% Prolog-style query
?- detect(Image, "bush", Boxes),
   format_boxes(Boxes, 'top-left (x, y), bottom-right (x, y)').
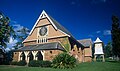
top-left (28, 60), bottom-right (52, 67)
top-left (10, 61), bottom-right (18, 65)
top-left (52, 53), bottom-right (77, 69)
top-left (28, 60), bottom-right (40, 67)
top-left (17, 60), bottom-right (27, 66)
top-left (39, 60), bottom-right (52, 67)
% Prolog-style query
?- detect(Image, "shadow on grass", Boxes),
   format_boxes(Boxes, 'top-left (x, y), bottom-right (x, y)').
top-left (107, 60), bottom-right (120, 63)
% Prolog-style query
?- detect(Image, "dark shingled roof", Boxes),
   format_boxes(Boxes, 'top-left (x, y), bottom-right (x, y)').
top-left (15, 42), bottom-right (65, 51)
top-left (48, 15), bottom-right (85, 48)
top-left (78, 39), bottom-right (92, 47)
top-left (48, 15), bottom-right (74, 37)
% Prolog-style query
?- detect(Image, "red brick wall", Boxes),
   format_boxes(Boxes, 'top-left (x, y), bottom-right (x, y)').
top-left (48, 37), bottom-right (71, 51)
top-left (44, 50), bottom-right (63, 61)
top-left (84, 56), bottom-right (92, 62)
top-left (13, 52), bottom-right (19, 61)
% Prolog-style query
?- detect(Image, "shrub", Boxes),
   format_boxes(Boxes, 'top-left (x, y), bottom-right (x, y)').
top-left (28, 60), bottom-right (40, 67)
top-left (52, 53), bottom-right (77, 69)
top-left (28, 60), bottom-right (52, 67)
top-left (10, 61), bottom-right (18, 65)
top-left (39, 60), bottom-right (52, 67)
top-left (17, 60), bottom-right (27, 66)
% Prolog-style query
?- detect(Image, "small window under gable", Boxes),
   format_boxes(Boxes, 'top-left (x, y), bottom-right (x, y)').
top-left (37, 38), bottom-right (48, 43)
top-left (37, 25), bottom-right (48, 44)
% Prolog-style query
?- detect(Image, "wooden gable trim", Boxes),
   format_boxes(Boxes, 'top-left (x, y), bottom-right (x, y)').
top-left (29, 10), bottom-right (70, 37)
top-left (23, 10), bottom-right (71, 43)
top-left (29, 10), bottom-right (57, 35)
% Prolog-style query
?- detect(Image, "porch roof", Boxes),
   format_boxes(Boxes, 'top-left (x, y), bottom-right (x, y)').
top-left (15, 42), bottom-right (65, 51)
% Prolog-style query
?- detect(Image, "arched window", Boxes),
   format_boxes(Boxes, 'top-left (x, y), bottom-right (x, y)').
top-left (35, 51), bottom-right (43, 60)
top-left (27, 52), bottom-right (33, 61)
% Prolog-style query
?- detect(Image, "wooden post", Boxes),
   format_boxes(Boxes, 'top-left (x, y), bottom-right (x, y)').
top-left (102, 55), bottom-right (105, 62)
top-left (94, 55), bottom-right (96, 61)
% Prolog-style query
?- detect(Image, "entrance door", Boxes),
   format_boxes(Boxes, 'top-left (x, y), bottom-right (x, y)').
top-left (28, 52), bottom-right (33, 61)
top-left (36, 51), bottom-right (43, 60)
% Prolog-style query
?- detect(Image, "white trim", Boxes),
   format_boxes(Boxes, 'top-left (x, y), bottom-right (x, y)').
top-left (29, 10), bottom-right (57, 35)
top-left (94, 37), bottom-right (102, 43)
top-left (18, 52), bottom-right (22, 61)
top-left (29, 10), bottom-right (70, 37)
top-left (23, 35), bottom-right (69, 43)
top-left (23, 39), bottom-right (37, 43)
top-left (22, 37), bottom-right (28, 43)
top-left (41, 51), bottom-right (44, 60)
top-left (58, 29), bottom-right (70, 37)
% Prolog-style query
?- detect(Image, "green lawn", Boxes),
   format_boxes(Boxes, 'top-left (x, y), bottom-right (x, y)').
top-left (0, 62), bottom-right (120, 71)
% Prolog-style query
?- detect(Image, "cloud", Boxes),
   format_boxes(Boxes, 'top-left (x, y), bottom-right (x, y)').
top-left (88, 34), bottom-right (94, 37)
top-left (5, 48), bottom-right (11, 52)
top-left (12, 24), bottom-right (29, 36)
top-left (12, 24), bottom-right (24, 35)
top-left (7, 37), bottom-right (18, 48)
top-left (91, 0), bottom-right (107, 4)
top-left (71, 1), bottom-right (76, 5)
top-left (103, 30), bottom-right (111, 35)
top-left (11, 21), bottom-right (23, 33)
top-left (6, 37), bottom-right (17, 52)
top-left (13, 24), bottom-right (24, 31)
top-left (4, 23), bottom-right (30, 51)
top-left (96, 31), bottom-right (101, 34)
top-left (13, 24), bottom-right (29, 33)
top-left (11, 20), bottom-right (18, 24)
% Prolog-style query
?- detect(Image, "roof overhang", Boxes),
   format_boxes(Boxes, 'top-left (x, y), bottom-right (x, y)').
top-left (15, 42), bottom-right (66, 52)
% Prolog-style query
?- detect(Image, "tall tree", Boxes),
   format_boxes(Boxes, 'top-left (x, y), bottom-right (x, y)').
top-left (0, 12), bottom-right (16, 65)
top-left (13, 27), bottom-right (30, 49)
top-left (111, 15), bottom-right (120, 58)
top-left (0, 12), bottom-right (16, 48)
top-left (104, 41), bottom-right (112, 57)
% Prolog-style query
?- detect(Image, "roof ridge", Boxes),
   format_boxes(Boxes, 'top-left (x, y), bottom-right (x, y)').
top-left (78, 38), bottom-right (92, 41)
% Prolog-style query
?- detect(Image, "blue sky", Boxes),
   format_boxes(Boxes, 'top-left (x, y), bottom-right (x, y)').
top-left (0, 0), bottom-right (120, 46)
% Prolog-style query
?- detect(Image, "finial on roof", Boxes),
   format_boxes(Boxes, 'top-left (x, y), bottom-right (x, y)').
top-left (94, 37), bottom-right (102, 43)
top-left (42, 10), bottom-right (46, 13)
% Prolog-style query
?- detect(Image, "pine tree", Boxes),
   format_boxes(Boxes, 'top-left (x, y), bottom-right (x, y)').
top-left (111, 15), bottom-right (120, 59)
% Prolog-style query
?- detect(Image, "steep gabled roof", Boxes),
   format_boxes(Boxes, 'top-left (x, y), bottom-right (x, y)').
top-left (24, 10), bottom-right (83, 47)
top-left (29, 10), bottom-right (72, 37)
top-left (78, 39), bottom-right (92, 47)
top-left (48, 15), bottom-right (73, 37)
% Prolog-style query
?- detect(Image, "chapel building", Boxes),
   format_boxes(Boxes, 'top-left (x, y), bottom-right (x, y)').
top-left (13, 10), bottom-right (92, 63)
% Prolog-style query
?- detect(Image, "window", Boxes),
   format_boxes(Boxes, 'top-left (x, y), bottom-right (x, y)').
top-left (38, 39), bottom-right (39, 43)
top-left (38, 38), bottom-right (48, 43)
top-left (50, 51), bottom-right (52, 54)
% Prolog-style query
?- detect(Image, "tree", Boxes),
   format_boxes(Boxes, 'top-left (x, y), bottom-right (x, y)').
top-left (104, 41), bottom-right (112, 57)
top-left (0, 48), bottom-right (5, 64)
top-left (111, 15), bottom-right (120, 59)
top-left (0, 12), bottom-right (16, 64)
top-left (13, 27), bottom-right (30, 49)
top-left (0, 12), bottom-right (16, 48)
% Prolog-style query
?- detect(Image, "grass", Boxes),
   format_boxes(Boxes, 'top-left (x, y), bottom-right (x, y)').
top-left (0, 62), bottom-right (120, 71)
